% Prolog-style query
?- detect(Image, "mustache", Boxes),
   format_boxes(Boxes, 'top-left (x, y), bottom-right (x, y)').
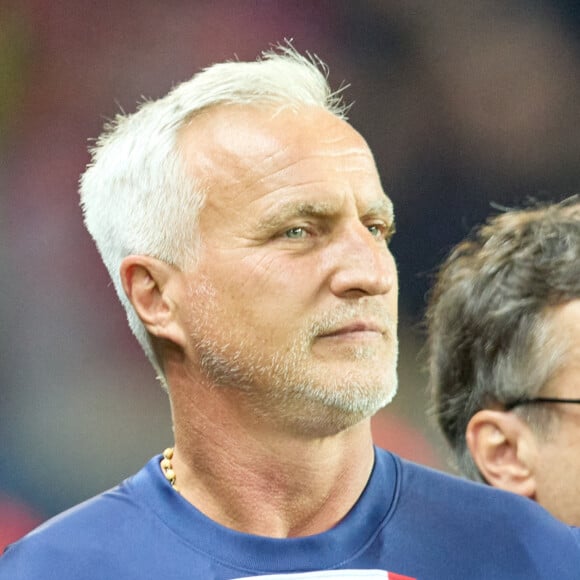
top-left (308, 303), bottom-right (397, 338)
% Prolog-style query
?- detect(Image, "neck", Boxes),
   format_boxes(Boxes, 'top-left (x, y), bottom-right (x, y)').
top-left (167, 376), bottom-right (376, 537)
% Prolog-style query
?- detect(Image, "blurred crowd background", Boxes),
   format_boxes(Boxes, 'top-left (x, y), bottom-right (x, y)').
top-left (2, 0), bottom-right (580, 549)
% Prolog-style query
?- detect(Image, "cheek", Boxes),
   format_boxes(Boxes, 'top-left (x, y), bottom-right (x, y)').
top-left (203, 257), bottom-right (297, 308)
top-left (194, 247), bottom-right (324, 340)
top-left (233, 252), bottom-right (318, 300)
top-left (536, 432), bottom-right (572, 482)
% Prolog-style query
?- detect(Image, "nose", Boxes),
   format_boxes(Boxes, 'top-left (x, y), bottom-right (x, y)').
top-left (327, 222), bottom-right (397, 298)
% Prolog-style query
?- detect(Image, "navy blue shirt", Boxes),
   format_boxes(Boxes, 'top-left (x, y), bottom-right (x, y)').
top-left (2, 448), bottom-right (579, 579)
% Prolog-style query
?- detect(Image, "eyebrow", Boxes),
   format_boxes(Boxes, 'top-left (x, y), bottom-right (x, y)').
top-left (257, 197), bottom-right (394, 232)
top-left (257, 201), bottom-right (337, 231)
top-left (362, 198), bottom-right (394, 221)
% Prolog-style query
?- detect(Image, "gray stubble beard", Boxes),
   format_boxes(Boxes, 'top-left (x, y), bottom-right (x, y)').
top-left (189, 283), bottom-right (398, 435)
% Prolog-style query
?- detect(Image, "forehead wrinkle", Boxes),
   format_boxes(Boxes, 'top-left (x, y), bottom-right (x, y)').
top-left (256, 146), bottom-right (375, 178)
top-left (241, 135), bottom-right (376, 187)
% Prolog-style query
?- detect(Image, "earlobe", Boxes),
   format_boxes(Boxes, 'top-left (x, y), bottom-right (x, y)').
top-left (120, 255), bottom-right (187, 348)
top-left (466, 410), bottom-right (537, 498)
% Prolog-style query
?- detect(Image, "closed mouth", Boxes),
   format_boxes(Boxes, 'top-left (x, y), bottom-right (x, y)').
top-left (319, 321), bottom-right (385, 338)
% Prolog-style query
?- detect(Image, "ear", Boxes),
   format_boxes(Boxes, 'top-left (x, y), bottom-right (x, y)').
top-left (466, 410), bottom-right (538, 498)
top-left (119, 255), bottom-right (188, 349)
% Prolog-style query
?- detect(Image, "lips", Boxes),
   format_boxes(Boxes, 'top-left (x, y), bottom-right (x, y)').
top-left (319, 321), bottom-right (385, 338)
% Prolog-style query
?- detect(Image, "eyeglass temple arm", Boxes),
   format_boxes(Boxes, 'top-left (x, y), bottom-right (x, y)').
top-left (505, 396), bottom-right (580, 410)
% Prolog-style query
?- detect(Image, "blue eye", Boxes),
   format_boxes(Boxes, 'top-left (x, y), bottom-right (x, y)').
top-left (367, 224), bottom-right (384, 238)
top-left (285, 227), bottom-right (307, 239)
top-left (367, 222), bottom-right (396, 244)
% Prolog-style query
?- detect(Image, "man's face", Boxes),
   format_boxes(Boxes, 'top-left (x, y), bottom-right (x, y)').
top-left (176, 105), bottom-right (398, 435)
top-left (534, 299), bottom-right (580, 526)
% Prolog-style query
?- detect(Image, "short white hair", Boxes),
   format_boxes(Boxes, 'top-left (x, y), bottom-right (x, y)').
top-left (79, 45), bottom-right (348, 387)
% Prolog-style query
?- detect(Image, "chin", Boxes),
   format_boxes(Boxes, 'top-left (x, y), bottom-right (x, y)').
top-left (285, 373), bottom-right (398, 436)
top-left (286, 405), bottom-right (374, 438)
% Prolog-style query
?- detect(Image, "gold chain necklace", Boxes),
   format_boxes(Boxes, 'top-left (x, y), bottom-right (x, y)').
top-left (160, 447), bottom-right (179, 492)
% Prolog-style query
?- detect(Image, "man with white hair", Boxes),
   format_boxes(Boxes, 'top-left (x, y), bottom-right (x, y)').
top-left (2, 46), bottom-right (579, 579)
